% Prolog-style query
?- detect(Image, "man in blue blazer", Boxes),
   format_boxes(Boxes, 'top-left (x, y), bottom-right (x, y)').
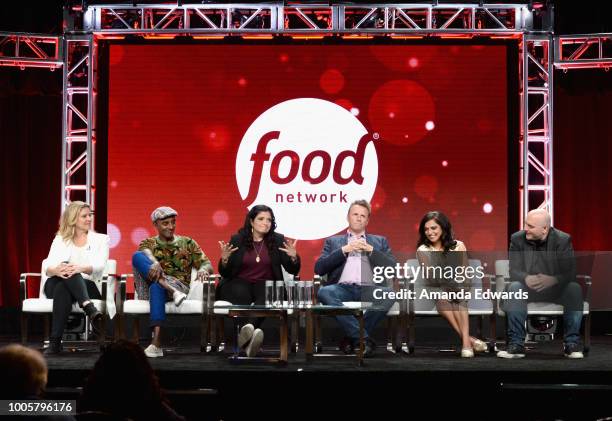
top-left (315, 200), bottom-right (397, 357)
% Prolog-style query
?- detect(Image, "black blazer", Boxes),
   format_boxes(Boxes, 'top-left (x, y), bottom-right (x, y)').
top-left (509, 227), bottom-right (576, 299)
top-left (218, 232), bottom-right (301, 286)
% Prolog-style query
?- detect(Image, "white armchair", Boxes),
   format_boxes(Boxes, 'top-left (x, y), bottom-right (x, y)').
top-left (405, 258), bottom-right (496, 354)
top-left (494, 259), bottom-right (591, 354)
top-left (20, 259), bottom-right (117, 348)
top-left (118, 269), bottom-right (212, 352)
top-left (312, 274), bottom-right (405, 354)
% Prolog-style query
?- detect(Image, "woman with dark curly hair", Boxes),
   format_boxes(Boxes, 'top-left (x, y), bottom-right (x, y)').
top-left (416, 211), bottom-right (486, 358)
top-left (79, 340), bottom-right (184, 420)
top-left (217, 204), bottom-right (300, 356)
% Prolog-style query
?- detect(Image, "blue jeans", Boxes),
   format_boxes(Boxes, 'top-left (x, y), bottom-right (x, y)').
top-left (132, 251), bottom-right (168, 327)
top-left (505, 281), bottom-right (583, 346)
top-left (317, 283), bottom-right (395, 341)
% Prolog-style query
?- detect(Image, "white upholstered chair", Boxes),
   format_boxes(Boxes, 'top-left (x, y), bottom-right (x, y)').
top-left (118, 269), bottom-right (210, 351)
top-left (494, 259), bottom-right (591, 354)
top-left (20, 259), bottom-right (117, 347)
top-left (404, 258), bottom-right (496, 354)
top-left (312, 274), bottom-right (405, 354)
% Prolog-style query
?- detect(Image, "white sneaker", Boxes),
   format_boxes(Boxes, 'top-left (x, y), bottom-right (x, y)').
top-left (496, 343), bottom-right (526, 359)
top-left (564, 343), bottom-right (584, 359)
top-left (144, 344), bottom-right (163, 358)
top-left (246, 328), bottom-right (264, 357)
top-left (565, 351), bottom-right (584, 359)
top-left (238, 324), bottom-right (255, 349)
top-left (563, 343), bottom-right (584, 359)
top-left (173, 291), bottom-right (187, 306)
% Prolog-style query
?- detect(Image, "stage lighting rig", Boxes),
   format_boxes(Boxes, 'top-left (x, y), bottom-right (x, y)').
top-left (528, 316), bottom-right (556, 342)
top-left (64, 0), bottom-right (88, 31)
top-left (65, 0), bottom-right (87, 13)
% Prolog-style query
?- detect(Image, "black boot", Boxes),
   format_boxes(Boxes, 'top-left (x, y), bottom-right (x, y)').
top-left (83, 302), bottom-right (103, 334)
top-left (44, 337), bottom-right (62, 355)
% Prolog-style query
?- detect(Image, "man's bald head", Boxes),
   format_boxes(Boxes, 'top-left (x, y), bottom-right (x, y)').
top-left (525, 209), bottom-right (551, 241)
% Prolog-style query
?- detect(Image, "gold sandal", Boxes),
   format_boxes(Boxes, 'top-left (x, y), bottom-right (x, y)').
top-left (461, 347), bottom-right (475, 358)
top-left (471, 338), bottom-right (487, 353)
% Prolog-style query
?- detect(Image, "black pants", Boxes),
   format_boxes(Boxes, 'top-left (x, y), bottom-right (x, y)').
top-left (218, 278), bottom-right (266, 328)
top-left (44, 274), bottom-right (101, 339)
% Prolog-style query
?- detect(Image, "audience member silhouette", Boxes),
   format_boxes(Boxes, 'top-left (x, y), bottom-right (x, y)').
top-left (79, 340), bottom-right (184, 421)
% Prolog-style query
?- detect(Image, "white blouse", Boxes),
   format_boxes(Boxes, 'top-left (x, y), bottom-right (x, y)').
top-left (43, 231), bottom-right (110, 285)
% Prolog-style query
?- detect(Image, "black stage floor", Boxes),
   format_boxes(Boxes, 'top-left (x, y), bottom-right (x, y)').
top-left (5, 335), bottom-right (612, 421)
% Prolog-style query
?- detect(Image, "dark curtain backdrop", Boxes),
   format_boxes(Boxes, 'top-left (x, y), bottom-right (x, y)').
top-left (0, 68), bottom-right (62, 307)
top-left (1, 57), bottom-right (611, 308)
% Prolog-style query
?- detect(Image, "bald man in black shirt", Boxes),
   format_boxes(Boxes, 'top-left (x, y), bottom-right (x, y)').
top-left (497, 209), bottom-right (584, 359)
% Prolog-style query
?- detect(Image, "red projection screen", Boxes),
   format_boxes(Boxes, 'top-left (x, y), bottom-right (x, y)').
top-left (107, 43), bottom-right (509, 277)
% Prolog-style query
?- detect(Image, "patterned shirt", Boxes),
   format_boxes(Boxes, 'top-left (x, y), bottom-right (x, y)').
top-left (138, 235), bottom-right (212, 286)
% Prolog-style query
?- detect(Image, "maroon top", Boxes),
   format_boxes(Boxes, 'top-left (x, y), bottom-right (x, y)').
top-left (237, 240), bottom-right (274, 283)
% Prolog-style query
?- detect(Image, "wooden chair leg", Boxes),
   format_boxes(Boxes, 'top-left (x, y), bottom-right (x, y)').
top-left (97, 316), bottom-right (106, 349)
top-left (113, 314), bottom-right (123, 341)
top-left (386, 317), bottom-right (393, 351)
top-left (211, 317), bottom-right (225, 351)
top-left (21, 313), bottom-right (28, 344)
top-left (204, 314), bottom-right (211, 348)
top-left (43, 315), bottom-right (50, 343)
top-left (503, 315), bottom-right (509, 346)
top-left (218, 317), bottom-right (225, 350)
top-left (208, 315), bottom-right (215, 350)
top-left (290, 314), bottom-right (299, 353)
top-left (210, 315), bottom-right (218, 351)
top-left (280, 313), bottom-right (289, 362)
top-left (489, 313), bottom-right (497, 352)
top-left (200, 313), bottom-right (207, 352)
top-left (387, 317), bottom-right (400, 352)
top-left (398, 313), bottom-right (408, 353)
top-left (392, 317), bottom-right (402, 352)
top-left (314, 314), bottom-right (322, 352)
top-left (408, 314), bottom-right (415, 354)
top-left (132, 316), bottom-right (140, 344)
top-left (584, 313), bottom-right (591, 355)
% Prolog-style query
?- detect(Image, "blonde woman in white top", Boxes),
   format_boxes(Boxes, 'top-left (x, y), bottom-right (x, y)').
top-left (416, 211), bottom-right (486, 358)
top-left (43, 201), bottom-right (110, 354)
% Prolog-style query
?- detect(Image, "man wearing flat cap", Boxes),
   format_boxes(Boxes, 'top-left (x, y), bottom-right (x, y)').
top-left (132, 206), bottom-right (213, 358)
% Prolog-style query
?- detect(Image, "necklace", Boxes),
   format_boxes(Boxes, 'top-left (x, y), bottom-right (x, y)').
top-left (254, 240), bottom-right (264, 263)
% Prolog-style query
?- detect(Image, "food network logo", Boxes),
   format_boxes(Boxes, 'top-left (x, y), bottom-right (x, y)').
top-left (236, 98), bottom-right (378, 240)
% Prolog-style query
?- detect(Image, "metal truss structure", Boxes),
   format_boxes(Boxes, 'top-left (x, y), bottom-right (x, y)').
top-left (61, 35), bottom-right (97, 212)
top-left (554, 33), bottom-right (612, 70)
top-left (81, 3), bottom-right (530, 34)
top-left (0, 32), bottom-right (62, 69)
top-left (0, 3), bottom-right (609, 224)
top-left (521, 35), bottom-right (554, 224)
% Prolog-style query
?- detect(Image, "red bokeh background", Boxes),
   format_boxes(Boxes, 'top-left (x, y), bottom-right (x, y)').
top-left (107, 44), bottom-right (508, 278)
